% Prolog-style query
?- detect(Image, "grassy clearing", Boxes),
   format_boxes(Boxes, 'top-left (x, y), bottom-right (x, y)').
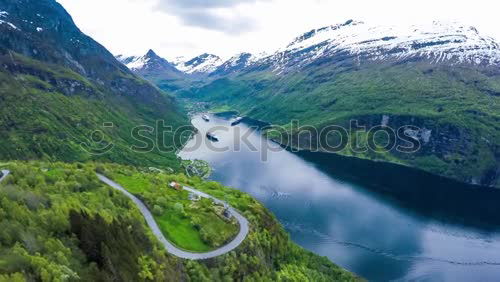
top-left (156, 211), bottom-right (211, 252)
top-left (109, 171), bottom-right (239, 252)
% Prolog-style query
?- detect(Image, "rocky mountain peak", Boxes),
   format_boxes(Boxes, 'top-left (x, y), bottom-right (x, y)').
top-left (176, 53), bottom-right (223, 75)
top-left (145, 49), bottom-right (159, 58)
top-left (210, 52), bottom-right (260, 77)
top-left (287, 19), bottom-right (364, 48)
top-left (116, 50), bottom-right (185, 81)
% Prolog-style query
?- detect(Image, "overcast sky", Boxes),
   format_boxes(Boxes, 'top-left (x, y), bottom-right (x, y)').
top-left (58, 0), bottom-right (500, 61)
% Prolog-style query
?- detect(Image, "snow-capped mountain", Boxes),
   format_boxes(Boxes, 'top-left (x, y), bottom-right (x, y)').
top-left (171, 56), bottom-right (187, 67)
top-left (116, 49), bottom-right (184, 79)
top-left (117, 52), bottom-right (224, 78)
top-left (175, 53), bottom-right (223, 75)
top-left (261, 20), bottom-right (500, 74)
top-left (211, 52), bottom-right (268, 76)
top-left (118, 20), bottom-right (500, 79)
top-left (0, 10), bottom-right (18, 30)
top-left (116, 54), bottom-right (139, 66)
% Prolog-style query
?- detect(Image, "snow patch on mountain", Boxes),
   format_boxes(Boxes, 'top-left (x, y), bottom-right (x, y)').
top-left (176, 53), bottom-right (223, 74)
top-left (0, 11), bottom-right (19, 30)
top-left (115, 54), bottom-right (133, 63)
top-left (227, 52), bottom-right (268, 66)
top-left (114, 21), bottom-right (500, 78)
top-left (126, 56), bottom-right (150, 70)
top-left (210, 53), bottom-right (254, 75)
top-left (229, 53), bottom-right (251, 66)
top-left (171, 56), bottom-right (187, 67)
top-left (116, 53), bottom-right (153, 71)
top-left (268, 20), bottom-right (500, 73)
top-left (116, 50), bottom-right (185, 80)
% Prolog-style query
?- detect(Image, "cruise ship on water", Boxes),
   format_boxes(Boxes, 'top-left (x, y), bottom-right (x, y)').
top-left (231, 117), bottom-right (243, 126)
top-left (206, 132), bottom-right (219, 142)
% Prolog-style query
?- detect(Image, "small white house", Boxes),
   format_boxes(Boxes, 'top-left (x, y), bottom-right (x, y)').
top-left (169, 181), bottom-right (182, 191)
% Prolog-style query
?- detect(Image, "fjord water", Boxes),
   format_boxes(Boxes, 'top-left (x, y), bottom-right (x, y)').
top-left (179, 114), bottom-right (500, 281)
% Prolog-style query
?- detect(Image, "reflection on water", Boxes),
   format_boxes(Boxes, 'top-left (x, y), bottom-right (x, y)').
top-left (179, 114), bottom-right (500, 282)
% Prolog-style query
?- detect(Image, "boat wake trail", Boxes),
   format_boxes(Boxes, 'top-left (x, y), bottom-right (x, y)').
top-left (282, 221), bottom-right (500, 267)
top-left (259, 185), bottom-right (292, 200)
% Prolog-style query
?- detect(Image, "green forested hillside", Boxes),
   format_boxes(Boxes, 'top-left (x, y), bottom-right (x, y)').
top-left (0, 0), bottom-right (191, 170)
top-left (0, 161), bottom-right (359, 281)
top-left (0, 51), bottom-right (189, 170)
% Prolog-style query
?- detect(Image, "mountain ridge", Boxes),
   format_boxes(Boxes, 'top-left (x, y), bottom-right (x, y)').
top-left (0, 0), bottom-right (189, 168)
top-left (264, 19), bottom-right (500, 74)
top-left (120, 20), bottom-right (500, 79)
top-left (176, 53), bottom-right (223, 75)
top-left (116, 49), bottom-right (185, 79)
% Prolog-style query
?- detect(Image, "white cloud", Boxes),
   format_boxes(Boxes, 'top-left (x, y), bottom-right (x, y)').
top-left (58, 0), bottom-right (500, 61)
top-left (153, 0), bottom-right (270, 34)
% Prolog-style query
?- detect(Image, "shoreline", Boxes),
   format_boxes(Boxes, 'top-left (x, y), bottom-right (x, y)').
top-left (235, 114), bottom-right (498, 191)
top-left (184, 110), bottom-right (496, 190)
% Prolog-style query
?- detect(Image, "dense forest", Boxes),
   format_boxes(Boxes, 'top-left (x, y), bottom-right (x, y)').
top-left (0, 161), bottom-right (359, 281)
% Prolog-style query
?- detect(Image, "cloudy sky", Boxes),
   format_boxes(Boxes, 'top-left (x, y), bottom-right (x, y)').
top-left (58, 0), bottom-right (500, 61)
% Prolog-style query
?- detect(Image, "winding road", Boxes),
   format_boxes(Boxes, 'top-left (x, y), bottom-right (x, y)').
top-left (97, 174), bottom-right (249, 260)
top-left (0, 170), bottom-right (10, 183)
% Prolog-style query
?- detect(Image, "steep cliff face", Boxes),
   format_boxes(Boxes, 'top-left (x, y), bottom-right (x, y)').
top-left (282, 113), bottom-right (499, 188)
top-left (1, 0), bottom-right (122, 79)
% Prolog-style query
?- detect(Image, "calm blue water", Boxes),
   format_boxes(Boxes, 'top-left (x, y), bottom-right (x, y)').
top-left (179, 114), bottom-right (500, 281)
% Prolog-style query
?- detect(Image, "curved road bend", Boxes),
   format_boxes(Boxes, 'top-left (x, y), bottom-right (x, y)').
top-left (0, 170), bottom-right (10, 183)
top-left (97, 174), bottom-right (249, 260)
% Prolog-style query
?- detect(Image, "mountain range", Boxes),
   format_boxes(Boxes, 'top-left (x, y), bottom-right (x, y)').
top-left (122, 19), bottom-right (500, 188)
top-left (119, 19), bottom-right (500, 77)
top-left (117, 51), bottom-right (265, 79)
